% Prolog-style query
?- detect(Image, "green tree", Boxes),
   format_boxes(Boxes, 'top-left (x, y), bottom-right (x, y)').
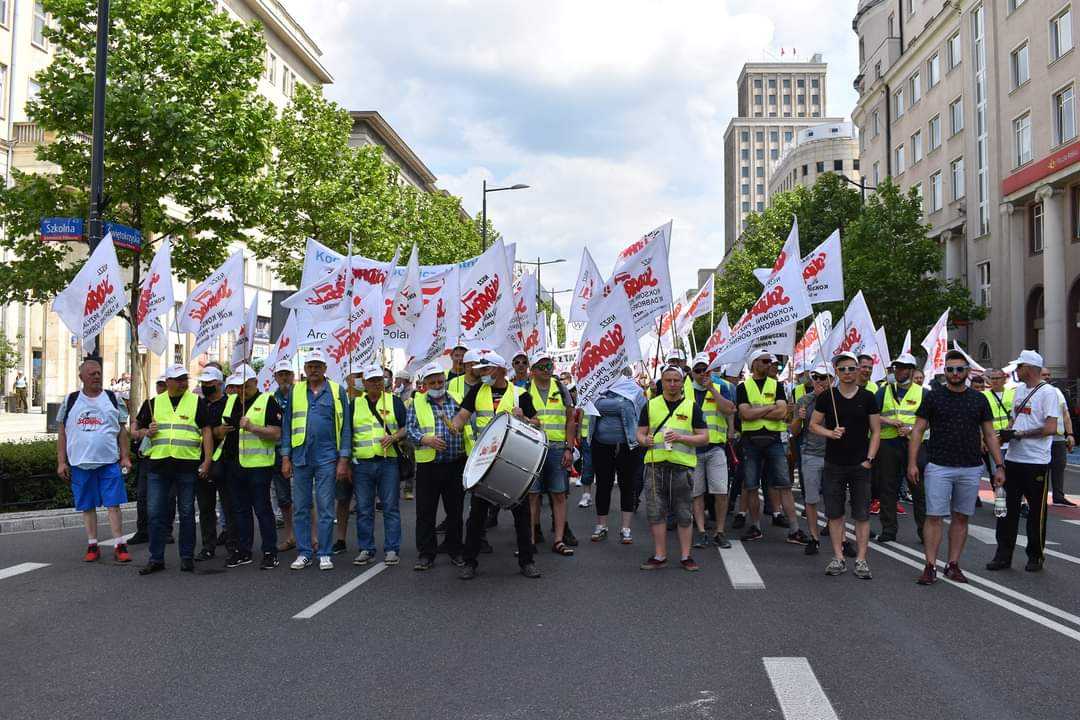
top-left (698, 174), bottom-right (984, 355)
top-left (0, 333), bottom-right (20, 377)
top-left (0, 0), bottom-right (276, 412)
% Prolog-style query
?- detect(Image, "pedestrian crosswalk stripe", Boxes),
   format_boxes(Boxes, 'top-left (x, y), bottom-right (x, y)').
top-left (717, 540), bottom-right (765, 590)
top-left (763, 657), bottom-right (839, 720)
top-left (0, 562), bottom-right (49, 580)
top-left (292, 564), bottom-right (388, 619)
top-left (97, 533), bottom-right (134, 547)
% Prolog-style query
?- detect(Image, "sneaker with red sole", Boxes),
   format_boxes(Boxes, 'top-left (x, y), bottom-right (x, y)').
top-left (113, 544), bottom-right (132, 564)
top-left (83, 544), bottom-right (101, 562)
top-left (869, 499), bottom-right (881, 515)
top-left (896, 503), bottom-right (907, 515)
top-left (639, 556), bottom-right (668, 570)
top-left (916, 563), bottom-right (937, 585)
top-left (944, 561), bottom-right (968, 583)
top-left (680, 556), bottom-right (700, 572)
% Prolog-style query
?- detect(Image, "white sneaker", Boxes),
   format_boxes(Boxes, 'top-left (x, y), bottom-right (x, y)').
top-left (578, 492), bottom-right (592, 508)
top-left (319, 556), bottom-right (334, 571)
top-left (353, 550), bottom-right (373, 566)
top-left (384, 551), bottom-right (399, 566)
top-left (290, 555), bottom-right (311, 570)
top-left (620, 528), bottom-right (633, 545)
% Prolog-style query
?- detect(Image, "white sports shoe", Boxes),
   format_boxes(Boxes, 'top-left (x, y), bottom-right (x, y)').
top-left (319, 556), bottom-right (334, 571)
top-left (384, 551), bottom-right (399, 566)
top-left (353, 550), bottom-right (373, 566)
top-left (290, 555), bottom-right (311, 570)
top-left (578, 492), bottom-right (592, 508)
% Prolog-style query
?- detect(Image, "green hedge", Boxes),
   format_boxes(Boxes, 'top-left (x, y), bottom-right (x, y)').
top-left (0, 440), bottom-right (140, 512)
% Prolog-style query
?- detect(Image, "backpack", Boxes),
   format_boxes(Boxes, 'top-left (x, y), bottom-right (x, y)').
top-left (63, 390), bottom-right (119, 427)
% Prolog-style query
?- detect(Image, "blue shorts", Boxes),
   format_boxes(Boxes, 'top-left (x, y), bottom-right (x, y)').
top-left (742, 439), bottom-right (791, 490)
top-left (531, 444), bottom-right (569, 494)
top-left (923, 463), bottom-right (982, 517)
top-left (71, 463), bottom-right (127, 511)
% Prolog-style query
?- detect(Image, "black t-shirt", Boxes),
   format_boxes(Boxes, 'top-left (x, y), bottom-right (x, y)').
top-left (135, 393), bottom-right (212, 471)
top-left (813, 387), bottom-right (879, 466)
top-left (219, 393), bottom-right (284, 463)
top-left (915, 386), bottom-right (992, 467)
top-left (460, 383), bottom-right (537, 419)
top-left (736, 377), bottom-right (788, 442)
top-left (637, 398), bottom-right (707, 431)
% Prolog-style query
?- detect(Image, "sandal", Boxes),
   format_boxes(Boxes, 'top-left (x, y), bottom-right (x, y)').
top-left (552, 541), bottom-right (575, 556)
top-left (590, 527), bottom-right (608, 542)
top-left (276, 539), bottom-right (296, 552)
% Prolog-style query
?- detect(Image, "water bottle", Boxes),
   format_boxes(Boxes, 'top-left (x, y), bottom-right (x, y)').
top-left (994, 486), bottom-right (1007, 518)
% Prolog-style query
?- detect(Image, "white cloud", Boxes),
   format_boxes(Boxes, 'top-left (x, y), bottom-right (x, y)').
top-left (282, 0), bottom-right (859, 315)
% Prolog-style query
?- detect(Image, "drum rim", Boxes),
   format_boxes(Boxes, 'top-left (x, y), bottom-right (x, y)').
top-left (463, 413), bottom-right (512, 489)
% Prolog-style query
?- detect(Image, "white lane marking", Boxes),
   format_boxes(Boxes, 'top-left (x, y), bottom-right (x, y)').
top-left (292, 563), bottom-right (388, 619)
top-left (763, 657), bottom-right (839, 720)
top-left (0, 562), bottom-right (50, 580)
top-left (717, 540), bottom-right (765, 590)
top-left (962, 523), bottom-right (1058, 547)
top-left (97, 533), bottom-right (134, 547)
top-left (1064, 520), bottom-right (1080, 528)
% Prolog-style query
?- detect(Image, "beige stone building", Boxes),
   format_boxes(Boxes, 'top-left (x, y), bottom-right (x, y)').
top-left (723, 55), bottom-right (845, 254)
top-left (767, 121), bottom-right (862, 200)
top-left (852, 0), bottom-right (1080, 378)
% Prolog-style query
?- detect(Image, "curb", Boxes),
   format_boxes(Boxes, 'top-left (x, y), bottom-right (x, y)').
top-left (0, 502), bottom-right (137, 534)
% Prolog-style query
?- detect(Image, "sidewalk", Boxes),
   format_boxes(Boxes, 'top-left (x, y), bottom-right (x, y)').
top-left (0, 411), bottom-right (50, 443)
top-left (0, 501), bottom-right (136, 534)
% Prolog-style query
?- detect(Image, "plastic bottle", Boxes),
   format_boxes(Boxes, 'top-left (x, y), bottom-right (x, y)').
top-left (994, 486), bottom-right (1007, 518)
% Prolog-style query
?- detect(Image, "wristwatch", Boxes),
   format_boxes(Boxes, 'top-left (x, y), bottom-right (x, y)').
top-left (864, 457), bottom-right (875, 464)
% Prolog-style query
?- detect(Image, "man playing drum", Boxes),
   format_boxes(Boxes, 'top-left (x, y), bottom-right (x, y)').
top-left (451, 353), bottom-right (540, 580)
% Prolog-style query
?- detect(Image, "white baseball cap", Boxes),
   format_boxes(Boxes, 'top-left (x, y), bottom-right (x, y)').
top-left (529, 350), bottom-right (553, 365)
top-left (463, 348), bottom-right (490, 364)
top-left (224, 374), bottom-right (242, 387)
top-left (665, 348), bottom-right (687, 362)
top-left (197, 366), bottom-right (223, 383)
top-left (304, 348), bottom-right (328, 365)
top-left (234, 364), bottom-right (257, 382)
top-left (360, 365), bottom-right (384, 380)
top-left (165, 364), bottom-right (189, 380)
top-left (691, 352), bottom-right (711, 369)
top-left (395, 369), bottom-right (412, 380)
top-left (811, 363), bottom-right (833, 377)
top-left (832, 351), bottom-right (858, 365)
top-left (418, 362), bottom-right (445, 380)
top-left (748, 349), bottom-right (776, 364)
top-left (892, 352), bottom-right (918, 367)
top-left (1010, 349), bottom-right (1044, 368)
top-left (273, 360), bottom-right (295, 374)
top-left (156, 373), bottom-right (166, 384)
top-left (473, 352), bottom-right (507, 370)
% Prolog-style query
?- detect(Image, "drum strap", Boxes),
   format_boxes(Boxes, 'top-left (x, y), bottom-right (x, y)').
top-left (649, 403), bottom-right (681, 438)
top-left (368, 398), bottom-right (403, 457)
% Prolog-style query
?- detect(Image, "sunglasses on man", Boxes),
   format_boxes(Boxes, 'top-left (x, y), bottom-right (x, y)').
top-left (811, 373), bottom-right (829, 381)
top-left (835, 365), bottom-right (858, 373)
top-left (944, 365), bottom-right (969, 374)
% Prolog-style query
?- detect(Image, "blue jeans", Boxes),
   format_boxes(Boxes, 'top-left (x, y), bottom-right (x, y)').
top-left (292, 461), bottom-right (337, 558)
top-left (353, 458), bottom-right (401, 553)
top-left (741, 439), bottom-right (788, 490)
top-left (148, 467), bottom-right (197, 564)
top-left (580, 440), bottom-right (594, 487)
top-left (228, 463), bottom-right (278, 556)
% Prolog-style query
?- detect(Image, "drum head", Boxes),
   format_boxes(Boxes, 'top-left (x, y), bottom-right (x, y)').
top-left (463, 413), bottom-right (511, 489)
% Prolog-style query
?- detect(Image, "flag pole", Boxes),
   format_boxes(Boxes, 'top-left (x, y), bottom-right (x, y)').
top-left (346, 233), bottom-right (355, 388)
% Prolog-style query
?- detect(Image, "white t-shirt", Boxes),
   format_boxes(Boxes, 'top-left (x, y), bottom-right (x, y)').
top-left (1004, 383), bottom-right (1058, 465)
top-left (57, 392), bottom-right (128, 469)
top-left (1049, 385), bottom-right (1067, 439)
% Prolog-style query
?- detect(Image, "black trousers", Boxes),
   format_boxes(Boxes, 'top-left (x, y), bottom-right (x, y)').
top-left (874, 439), bottom-right (906, 536)
top-left (1049, 441), bottom-right (1068, 502)
top-left (592, 441), bottom-right (644, 516)
top-left (198, 461), bottom-right (236, 553)
top-left (415, 459), bottom-right (464, 560)
top-left (464, 494), bottom-right (533, 567)
top-left (136, 455), bottom-right (174, 536)
top-left (994, 461), bottom-right (1049, 563)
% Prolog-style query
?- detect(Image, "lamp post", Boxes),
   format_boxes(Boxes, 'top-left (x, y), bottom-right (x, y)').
top-left (514, 257), bottom-right (566, 306)
top-left (86, 0), bottom-right (112, 360)
top-left (838, 173), bottom-right (876, 204)
top-left (481, 181), bottom-right (530, 250)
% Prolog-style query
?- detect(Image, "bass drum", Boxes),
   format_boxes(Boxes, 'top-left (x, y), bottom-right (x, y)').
top-left (463, 413), bottom-right (548, 508)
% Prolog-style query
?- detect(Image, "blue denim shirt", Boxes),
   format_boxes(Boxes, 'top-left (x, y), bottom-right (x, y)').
top-left (280, 382), bottom-right (352, 467)
top-left (406, 393), bottom-right (464, 463)
top-left (588, 388), bottom-right (646, 449)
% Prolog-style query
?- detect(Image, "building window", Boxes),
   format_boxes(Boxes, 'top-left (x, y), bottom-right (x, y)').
top-left (811, 94), bottom-right (820, 105)
top-left (929, 171), bottom-right (943, 212)
top-left (32, 1), bottom-right (46, 47)
top-left (770, 148), bottom-right (779, 159)
top-left (768, 94), bottom-right (777, 105)
top-left (741, 149), bottom-right (749, 160)
top-left (783, 79), bottom-right (791, 88)
top-left (895, 88), bottom-right (905, 118)
top-left (797, 79), bottom-right (805, 88)
top-left (741, 183), bottom-right (749, 195)
top-left (0, 64), bottom-right (6, 118)
top-left (976, 261), bottom-right (991, 307)
top-left (741, 130), bottom-right (750, 141)
top-left (950, 97), bottom-right (964, 134)
top-left (948, 32), bottom-right (962, 69)
top-left (768, 79), bottom-right (777, 88)
top-left (872, 109), bottom-right (880, 136)
top-left (756, 183), bottom-right (765, 195)
top-left (952, 157), bottom-right (965, 199)
top-left (853, 159), bottom-right (860, 171)
top-left (929, 115), bottom-right (941, 151)
top-left (875, 61), bottom-right (883, 79)
top-left (798, 95), bottom-right (806, 104)
top-left (756, 149), bottom-right (764, 160)
top-left (1031, 202), bottom-right (1044, 254)
top-left (0, 1), bottom-right (7, 26)
top-left (782, 94), bottom-right (791, 105)
top-left (910, 72), bottom-right (921, 104)
top-left (784, 131), bottom-right (793, 142)
top-left (266, 52), bottom-right (277, 84)
top-left (928, 54), bottom-right (940, 88)
top-left (754, 94), bottom-right (763, 105)
top-left (1055, 85), bottom-right (1076, 144)
top-left (1009, 0), bottom-right (1027, 10)
top-left (27, 80), bottom-right (39, 100)
top-left (812, 78), bottom-right (820, 88)
top-left (895, 144), bottom-right (906, 174)
top-left (816, 161), bottom-right (825, 173)
top-left (741, 166), bottom-right (750, 178)
top-left (770, 131), bottom-right (779, 142)
top-left (754, 79), bottom-right (763, 88)
top-left (912, 130), bottom-right (923, 163)
top-left (756, 131), bottom-right (765, 142)
top-left (756, 166), bottom-right (764, 177)
top-left (833, 159), bottom-right (844, 171)
top-left (1051, 9), bottom-right (1073, 61)
top-left (1015, 112), bottom-right (1032, 166)
top-left (742, 201), bottom-right (750, 212)
top-left (913, 183), bottom-right (923, 210)
top-left (873, 161), bottom-right (881, 185)
top-left (1011, 42), bottom-right (1029, 88)
top-left (1074, 186), bottom-right (1080, 240)
top-left (802, 164), bottom-right (808, 177)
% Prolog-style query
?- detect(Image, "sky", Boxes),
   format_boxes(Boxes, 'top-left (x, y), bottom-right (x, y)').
top-left (282, 0), bottom-right (860, 315)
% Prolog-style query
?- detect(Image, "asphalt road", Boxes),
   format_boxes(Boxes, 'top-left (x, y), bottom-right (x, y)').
top-left (2, 481), bottom-right (1080, 720)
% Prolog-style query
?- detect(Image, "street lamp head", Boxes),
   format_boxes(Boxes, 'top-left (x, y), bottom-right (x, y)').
top-left (509, 184), bottom-right (530, 190)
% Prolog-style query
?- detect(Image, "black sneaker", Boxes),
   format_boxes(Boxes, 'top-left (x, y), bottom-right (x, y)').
top-left (1025, 558), bottom-right (1044, 572)
top-left (804, 537), bottom-right (820, 555)
top-left (216, 531), bottom-right (227, 545)
top-left (732, 513), bottom-right (747, 530)
top-left (449, 554), bottom-right (466, 567)
top-left (414, 557), bottom-right (435, 571)
top-left (165, 535), bottom-right (175, 545)
top-left (520, 563), bottom-right (541, 579)
top-left (786, 529), bottom-right (809, 546)
top-left (138, 561), bottom-right (165, 576)
top-left (260, 553), bottom-right (279, 570)
top-left (772, 513), bottom-right (790, 528)
top-left (478, 539), bottom-right (493, 554)
top-left (712, 532), bottom-right (732, 549)
top-left (225, 552), bottom-right (243, 568)
top-left (876, 533), bottom-right (896, 544)
top-left (126, 532), bottom-right (149, 545)
top-left (1053, 497), bottom-right (1078, 507)
top-left (194, 548), bottom-right (215, 562)
top-left (238, 554), bottom-right (253, 566)
top-left (180, 558), bottom-right (195, 572)
top-left (563, 524), bottom-right (579, 547)
top-left (459, 564), bottom-right (477, 580)
top-left (435, 519), bottom-right (448, 534)
top-left (331, 540), bottom-right (347, 555)
top-left (841, 540), bottom-right (857, 558)
top-left (741, 526), bottom-right (763, 541)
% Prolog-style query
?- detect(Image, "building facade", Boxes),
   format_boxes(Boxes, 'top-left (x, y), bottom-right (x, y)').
top-left (767, 121), bottom-right (862, 200)
top-left (723, 55), bottom-right (845, 254)
top-left (852, 0), bottom-right (1080, 378)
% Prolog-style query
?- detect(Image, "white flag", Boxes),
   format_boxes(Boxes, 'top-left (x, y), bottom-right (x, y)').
top-left (614, 220), bottom-right (672, 264)
top-left (382, 244), bottom-right (422, 349)
top-left (284, 253), bottom-right (395, 324)
top-left (711, 219), bottom-right (813, 367)
top-left (299, 238), bottom-right (344, 289)
top-left (676, 276), bottom-right (714, 338)
top-left (256, 310), bottom-right (299, 392)
top-left (231, 290), bottom-right (259, 367)
top-left (459, 238), bottom-right (514, 345)
top-left (802, 229), bottom-right (845, 303)
top-left (746, 322), bottom-right (797, 359)
top-left (508, 271), bottom-right (538, 355)
top-left (600, 226), bottom-right (674, 337)
top-left (135, 238), bottom-right (174, 356)
top-left (952, 340), bottom-right (986, 373)
top-left (573, 289), bottom-right (640, 409)
top-left (404, 267), bottom-right (458, 373)
top-left (527, 310), bottom-right (548, 357)
top-left (569, 247), bottom-right (602, 323)
top-left (179, 251), bottom-right (245, 359)
top-left (565, 321), bottom-right (586, 349)
top-left (318, 285), bottom-right (385, 383)
top-left (702, 313), bottom-right (731, 363)
top-left (822, 291), bottom-right (879, 362)
top-left (901, 330), bottom-right (912, 356)
top-left (792, 311), bottom-right (833, 370)
top-left (873, 326), bottom-right (891, 382)
top-left (921, 308), bottom-right (950, 378)
top-left (53, 234), bottom-right (127, 348)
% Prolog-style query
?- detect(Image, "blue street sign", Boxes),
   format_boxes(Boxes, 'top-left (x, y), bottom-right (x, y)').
top-left (39, 217), bottom-right (84, 242)
top-left (105, 222), bottom-right (142, 252)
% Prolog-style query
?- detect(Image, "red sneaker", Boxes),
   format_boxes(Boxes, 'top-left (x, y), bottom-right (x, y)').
top-left (869, 499), bottom-right (881, 515)
top-left (896, 503), bottom-right (907, 515)
top-left (916, 563), bottom-right (937, 585)
top-left (944, 561), bottom-right (968, 583)
top-left (83, 544), bottom-right (101, 562)
top-left (114, 544), bottom-right (132, 564)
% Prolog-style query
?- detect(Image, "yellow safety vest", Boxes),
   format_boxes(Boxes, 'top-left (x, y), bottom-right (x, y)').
top-left (148, 392), bottom-right (202, 461)
top-left (740, 377), bottom-right (786, 432)
top-left (466, 384), bottom-right (519, 452)
top-left (865, 380), bottom-right (879, 394)
top-left (211, 395), bottom-right (237, 461)
top-left (879, 384), bottom-right (923, 440)
top-left (983, 387), bottom-right (1015, 431)
top-left (447, 375), bottom-right (475, 404)
top-left (793, 384), bottom-right (808, 404)
top-left (290, 381), bottom-right (343, 450)
top-left (352, 392), bottom-right (399, 460)
top-left (696, 387), bottom-right (728, 445)
top-left (412, 392), bottom-right (438, 464)
top-left (528, 381), bottom-right (567, 443)
top-left (644, 395), bottom-right (697, 468)
top-left (238, 393), bottom-right (276, 468)
top-left (579, 414), bottom-right (590, 440)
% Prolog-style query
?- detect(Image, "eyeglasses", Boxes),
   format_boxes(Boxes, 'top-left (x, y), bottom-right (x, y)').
top-left (835, 366), bottom-right (857, 373)
top-left (533, 362), bottom-right (553, 371)
top-left (944, 366), bottom-right (969, 374)
top-left (692, 366), bottom-right (708, 374)
top-left (811, 374), bottom-right (828, 381)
